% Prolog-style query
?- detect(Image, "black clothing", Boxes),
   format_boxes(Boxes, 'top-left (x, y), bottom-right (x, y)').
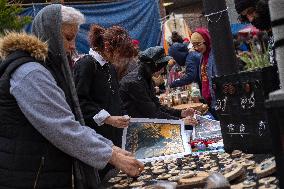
top-left (234, 0), bottom-right (257, 14)
top-left (74, 55), bottom-right (123, 146)
top-left (0, 51), bottom-right (72, 189)
top-left (120, 64), bottom-right (181, 119)
top-left (74, 55), bottom-right (124, 180)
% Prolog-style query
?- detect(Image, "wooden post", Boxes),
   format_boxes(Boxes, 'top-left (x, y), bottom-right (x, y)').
top-left (202, 0), bottom-right (238, 76)
top-left (159, 0), bottom-right (166, 20)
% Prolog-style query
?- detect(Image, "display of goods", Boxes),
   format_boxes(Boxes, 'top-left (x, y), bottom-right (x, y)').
top-left (100, 151), bottom-right (278, 189)
top-left (173, 103), bottom-right (209, 115)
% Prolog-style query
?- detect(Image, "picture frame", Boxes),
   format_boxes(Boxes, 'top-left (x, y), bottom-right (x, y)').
top-left (122, 118), bottom-right (191, 162)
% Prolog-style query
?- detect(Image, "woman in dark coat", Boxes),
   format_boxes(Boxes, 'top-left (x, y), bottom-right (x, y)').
top-left (119, 46), bottom-right (197, 122)
top-left (74, 25), bottom-right (138, 179)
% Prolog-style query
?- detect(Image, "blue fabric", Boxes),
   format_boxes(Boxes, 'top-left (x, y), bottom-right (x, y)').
top-left (168, 43), bottom-right (188, 66)
top-left (230, 23), bottom-right (249, 36)
top-left (20, 0), bottom-right (161, 53)
top-left (239, 42), bottom-right (249, 52)
top-left (169, 47), bottom-right (201, 88)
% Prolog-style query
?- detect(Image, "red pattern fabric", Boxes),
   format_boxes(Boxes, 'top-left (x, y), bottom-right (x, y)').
top-left (195, 28), bottom-right (212, 105)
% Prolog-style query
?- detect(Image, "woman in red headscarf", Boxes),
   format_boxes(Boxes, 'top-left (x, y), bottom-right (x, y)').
top-left (190, 28), bottom-right (218, 118)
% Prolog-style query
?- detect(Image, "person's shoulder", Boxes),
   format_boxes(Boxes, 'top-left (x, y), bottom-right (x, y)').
top-left (187, 51), bottom-right (201, 62)
top-left (10, 62), bottom-right (53, 89)
top-left (188, 50), bottom-right (201, 57)
top-left (13, 62), bottom-right (48, 78)
top-left (75, 55), bottom-right (97, 66)
top-left (120, 71), bottom-right (141, 88)
top-left (74, 55), bottom-right (97, 70)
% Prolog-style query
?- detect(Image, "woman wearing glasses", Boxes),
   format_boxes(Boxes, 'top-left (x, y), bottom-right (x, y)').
top-left (190, 28), bottom-right (218, 119)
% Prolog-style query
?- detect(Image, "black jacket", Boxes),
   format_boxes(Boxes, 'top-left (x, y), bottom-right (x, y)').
top-left (74, 55), bottom-right (123, 147)
top-left (0, 51), bottom-right (72, 189)
top-left (119, 64), bottom-right (181, 119)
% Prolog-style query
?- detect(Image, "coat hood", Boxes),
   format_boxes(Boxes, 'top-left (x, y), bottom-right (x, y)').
top-left (31, 4), bottom-right (67, 65)
top-left (168, 43), bottom-right (189, 66)
top-left (0, 32), bottom-right (48, 61)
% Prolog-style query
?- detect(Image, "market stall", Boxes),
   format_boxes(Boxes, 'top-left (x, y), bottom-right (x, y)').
top-left (102, 0), bottom-right (283, 187)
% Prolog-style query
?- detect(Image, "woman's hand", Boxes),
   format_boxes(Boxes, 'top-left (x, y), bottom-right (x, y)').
top-left (104, 115), bottom-right (130, 128)
top-left (112, 145), bottom-right (133, 157)
top-left (183, 116), bottom-right (199, 126)
top-left (109, 146), bottom-right (144, 177)
top-left (181, 107), bottom-right (195, 118)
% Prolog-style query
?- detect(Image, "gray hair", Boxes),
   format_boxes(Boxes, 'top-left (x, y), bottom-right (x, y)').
top-left (61, 5), bottom-right (85, 26)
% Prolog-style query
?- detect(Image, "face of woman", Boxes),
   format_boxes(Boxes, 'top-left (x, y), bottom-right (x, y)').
top-left (61, 24), bottom-right (78, 56)
top-left (192, 42), bottom-right (207, 54)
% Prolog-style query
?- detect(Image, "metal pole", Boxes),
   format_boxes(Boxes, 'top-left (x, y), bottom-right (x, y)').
top-left (202, 0), bottom-right (238, 76)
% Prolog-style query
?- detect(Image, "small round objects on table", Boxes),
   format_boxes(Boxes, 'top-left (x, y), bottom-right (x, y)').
top-left (255, 157), bottom-right (276, 178)
top-left (178, 171), bottom-right (209, 186)
top-left (240, 180), bottom-right (256, 188)
top-left (241, 159), bottom-right (255, 167)
top-left (259, 183), bottom-right (277, 189)
top-left (182, 165), bottom-right (191, 170)
top-left (203, 163), bottom-right (211, 170)
top-left (231, 150), bottom-right (243, 158)
top-left (116, 173), bottom-right (127, 177)
top-left (129, 181), bottom-right (145, 188)
top-left (108, 177), bottom-right (122, 184)
top-left (152, 169), bottom-right (166, 175)
top-left (217, 153), bottom-right (230, 159)
top-left (179, 171), bottom-right (196, 179)
top-left (119, 177), bottom-right (133, 184)
top-left (157, 173), bottom-right (171, 180)
top-left (208, 166), bottom-right (219, 173)
top-left (222, 164), bottom-right (245, 181)
top-left (113, 183), bottom-right (129, 188)
top-left (242, 153), bottom-right (254, 159)
top-left (137, 175), bottom-right (152, 181)
top-left (168, 175), bottom-right (180, 182)
top-left (168, 169), bottom-right (179, 176)
top-left (259, 177), bottom-right (277, 185)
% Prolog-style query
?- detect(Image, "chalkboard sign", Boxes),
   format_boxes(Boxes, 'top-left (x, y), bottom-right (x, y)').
top-left (213, 65), bottom-right (279, 153)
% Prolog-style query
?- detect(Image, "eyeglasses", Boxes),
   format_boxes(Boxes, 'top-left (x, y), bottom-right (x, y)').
top-left (192, 42), bottom-right (204, 48)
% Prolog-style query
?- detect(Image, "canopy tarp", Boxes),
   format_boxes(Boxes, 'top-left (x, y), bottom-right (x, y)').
top-left (239, 25), bottom-right (260, 36)
top-left (20, 0), bottom-right (161, 53)
top-left (230, 23), bottom-right (249, 36)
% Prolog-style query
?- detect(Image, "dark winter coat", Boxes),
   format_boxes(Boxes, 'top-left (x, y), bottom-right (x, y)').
top-left (0, 34), bottom-right (72, 188)
top-left (74, 55), bottom-right (123, 147)
top-left (119, 64), bottom-right (182, 119)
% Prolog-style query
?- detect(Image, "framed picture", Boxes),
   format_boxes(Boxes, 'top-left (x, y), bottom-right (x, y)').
top-left (122, 118), bottom-right (191, 162)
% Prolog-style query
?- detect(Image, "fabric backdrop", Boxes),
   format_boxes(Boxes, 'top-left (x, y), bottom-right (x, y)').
top-left (20, 0), bottom-right (161, 53)
top-left (230, 23), bottom-right (249, 36)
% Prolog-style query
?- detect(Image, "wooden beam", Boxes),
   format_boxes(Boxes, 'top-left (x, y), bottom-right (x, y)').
top-left (202, 0), bottom-right (238, 75)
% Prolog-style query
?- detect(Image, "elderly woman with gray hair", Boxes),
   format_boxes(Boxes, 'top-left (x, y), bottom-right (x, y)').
top-left (0, 4), bottom-right (143, 189)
